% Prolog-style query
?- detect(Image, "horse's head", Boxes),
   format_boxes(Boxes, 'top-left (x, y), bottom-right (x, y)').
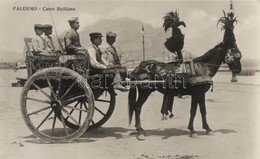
top-left (217, 10), bottom-right (241, 74)
top-left (224, 44), bottom-right (242, 74)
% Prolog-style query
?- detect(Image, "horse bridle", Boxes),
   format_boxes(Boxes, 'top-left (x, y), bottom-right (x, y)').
top-left (224, 46), bottom-right (242, 64)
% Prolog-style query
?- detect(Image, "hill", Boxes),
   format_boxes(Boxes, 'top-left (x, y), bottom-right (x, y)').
top-left (2, 17), bottom-right (258, 69)
top-left (78, 17), bottom-right (174, 61)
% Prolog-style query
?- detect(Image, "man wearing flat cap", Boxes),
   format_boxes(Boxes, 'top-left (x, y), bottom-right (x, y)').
top-left (31, 24), bottom-right (49, 55)
top-left (100, 32), bottom-right (122, 66)
top-left (87, 32), bottom-right (128, 91)
top-left (87, 32), bottom-right (108, 69)
top-left (43, 24), bottom-right (61, 55)
top-left (64, 17), bottom-right (86, 55)
top-left (100, 31), bottom-right (128, 86)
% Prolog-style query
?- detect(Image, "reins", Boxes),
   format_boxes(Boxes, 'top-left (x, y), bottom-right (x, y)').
top-left (199, 62), bottom-right (222, 67)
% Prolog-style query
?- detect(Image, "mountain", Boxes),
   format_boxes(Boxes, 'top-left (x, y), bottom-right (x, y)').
top-left (0, 17), bottom-right (196, 62)
top-left (78, 17), bottom-right (175, 61)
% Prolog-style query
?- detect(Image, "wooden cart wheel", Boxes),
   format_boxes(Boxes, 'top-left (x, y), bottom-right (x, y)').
top-left (62, 89), bottom-right (116, 130)
top-left (88, 90), bottom-right (116, 130)
top-left (20, 67), bottom-right (94, 143)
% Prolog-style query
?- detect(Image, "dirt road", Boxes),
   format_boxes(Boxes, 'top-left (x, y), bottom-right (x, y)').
top-left (0, 70), bottom-right (259, 159)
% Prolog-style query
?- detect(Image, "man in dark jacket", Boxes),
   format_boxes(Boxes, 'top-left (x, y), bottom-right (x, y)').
top-left (64, 17), bottom-right (86, 55)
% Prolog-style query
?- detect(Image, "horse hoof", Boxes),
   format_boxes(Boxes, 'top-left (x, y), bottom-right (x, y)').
top-left (190, 132), bottom-right (198, 138)
top-left (161, 116), bottom-right (168, 120)
top-left (169, 114), bottom-right (174, 118)
top-left (206, 130), bottom-right (214, 136)
top-left (137, 134), bottom-right (145, 141)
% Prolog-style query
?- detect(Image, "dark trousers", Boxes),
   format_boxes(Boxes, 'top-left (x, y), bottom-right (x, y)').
top-left (90, 66), bottom-right (127, 78)
top-left (89, 66), bottom-right (127, 94)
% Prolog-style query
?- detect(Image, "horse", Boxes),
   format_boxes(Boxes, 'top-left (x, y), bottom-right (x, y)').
top-left (128, 12), bottom-right (242, 140)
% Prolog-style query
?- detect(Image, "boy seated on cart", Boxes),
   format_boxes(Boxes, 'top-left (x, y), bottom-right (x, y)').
top-left (42, 24), bottom-right (62, 55)
top-left (31, 24), bottom-right (61, 56)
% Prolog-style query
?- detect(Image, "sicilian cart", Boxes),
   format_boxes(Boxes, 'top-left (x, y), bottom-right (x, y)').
top-left (20, 38), bottom-right (117, 143)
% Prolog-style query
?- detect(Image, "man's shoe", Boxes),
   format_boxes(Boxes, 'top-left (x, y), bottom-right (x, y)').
top-left (114, 84), bottom-right (130, 92)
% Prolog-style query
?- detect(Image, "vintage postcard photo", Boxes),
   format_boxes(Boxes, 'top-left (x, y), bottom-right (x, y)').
top-left (0, 0), bottom-right (259, 159)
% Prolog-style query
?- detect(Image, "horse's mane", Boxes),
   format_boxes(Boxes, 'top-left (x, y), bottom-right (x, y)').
top-left (193, 43), bottom-right (224, 63)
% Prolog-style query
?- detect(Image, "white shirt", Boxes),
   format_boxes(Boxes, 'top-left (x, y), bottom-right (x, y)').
top-left (87, 44), bottom-right (108, 69)
top-left (99, 42), bottom-right (121, 66)
top-left (43, 35), bottom-right (55, 52)
top-left (32, 35), bottom-right (47, 53)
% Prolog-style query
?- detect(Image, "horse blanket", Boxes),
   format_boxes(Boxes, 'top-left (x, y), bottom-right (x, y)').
top-left (131, 60), bottom-right (213, 86)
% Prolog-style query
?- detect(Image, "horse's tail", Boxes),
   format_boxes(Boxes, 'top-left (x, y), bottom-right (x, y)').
top-left (128, 87), bottom-right (137, 126)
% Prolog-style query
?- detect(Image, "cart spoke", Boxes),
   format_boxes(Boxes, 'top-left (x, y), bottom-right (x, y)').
top-left (51, 113), bottom-right (57, 136)
top-left (36, 109), bottom-right (54, 130)
top-left (26, 97), bottom-right (51, 104)
top-left (79, 103), bottom-right (82, 124)
top-left (82, 101), bottom-right (89, 110)
top-left (95, 107), bottom-right (106, 116)
top-left (61, 108), bottom-right (81, 126)
top-left (65, 101), bottom-right (80, 120)
top-left (60, 112), bottom-right (69, 136)
top-left (91, 120), bottom-right (95, 125)
top-left (27, 106), bottom-right (52, 116)
top-left (57, 72), bottom-right (63, 99)
top-left (45, 73), bottom-right (57, 100)
top-left (32, 83), bottom-right (53, 101)
top-left (60, 80), bottom-right (77, 101)
top-left (95, 99), bottom-right (110, 103)
top-left (62, 94), bottom-right (86, 105)
top-left (62, 105), bottom-right (88, 113)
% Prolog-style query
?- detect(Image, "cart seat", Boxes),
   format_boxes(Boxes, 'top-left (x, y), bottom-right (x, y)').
top-left (24, 37), bottom-right (89, 77)
top-left (24, 38), bottom-right (34, 56)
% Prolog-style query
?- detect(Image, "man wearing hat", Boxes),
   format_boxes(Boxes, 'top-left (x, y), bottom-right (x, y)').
top-left (99, 32), bottom-right (121, 66)
top-left (31, 24), bottom-right (49, 55)
top-left (99, 31), bottom-right (128, 84)
top-left (43, 24), bottom-right (61, 55)
top-left (64, 17), bottom-right (86, 55)
top-left (87, 32), bottom-right (128, 92)
top-left (87, 32), bottom-right (108, 69)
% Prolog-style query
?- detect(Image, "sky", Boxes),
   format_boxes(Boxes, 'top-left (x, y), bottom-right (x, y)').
top-left (0, 0), bottom-right (260, 61)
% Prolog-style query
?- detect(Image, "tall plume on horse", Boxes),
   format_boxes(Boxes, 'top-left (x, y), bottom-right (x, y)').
top-left (163, 11), bottom-right (186, 61)
top-left (217, 10), bottom-right (238, 47)
top-left (216, 10), bottom-right (241, 74)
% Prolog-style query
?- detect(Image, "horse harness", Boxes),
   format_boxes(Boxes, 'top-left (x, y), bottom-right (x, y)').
top-left (136, 60), bottom-right (213, 86)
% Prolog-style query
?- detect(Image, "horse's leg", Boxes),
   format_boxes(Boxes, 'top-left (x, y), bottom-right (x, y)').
top-left (134, 88), bottom-right (152, 140)
top-left (161, 91), bottom-right (174, 120)
top-left (199, 93), bottom-right (213, 135)
top-left (161, 93), bottom-right (169, 120)
top-left (188, 95), bottom-right (199, 137)
top-left (166, 94), bottom-right (174, 118)
top-left (176, 50), bottom-right (183, 62)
